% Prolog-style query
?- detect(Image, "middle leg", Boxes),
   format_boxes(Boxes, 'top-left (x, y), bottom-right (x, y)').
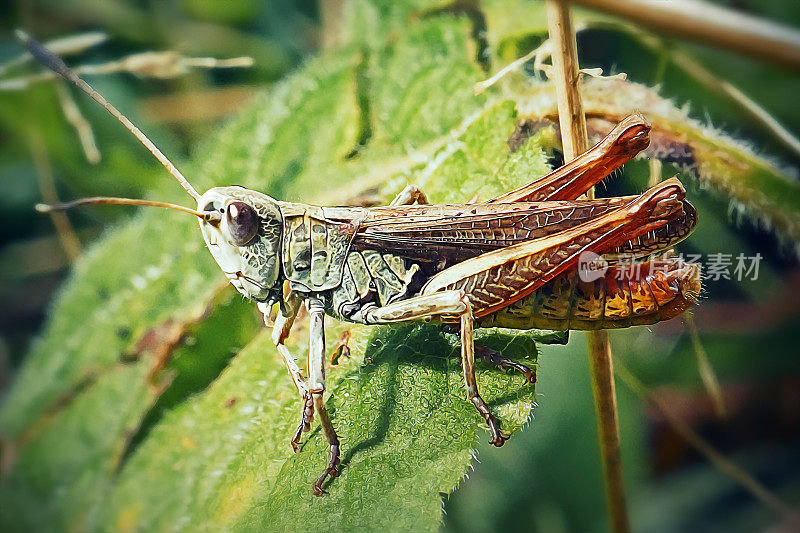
top-left (306, 296), bottom-right (341, 496)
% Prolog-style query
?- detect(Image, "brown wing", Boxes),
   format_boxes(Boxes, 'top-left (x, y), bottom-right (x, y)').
top-left (352, 199), bottom-right (628, 266)
top-left (353, 194), bottom-right (696, 269)
top-left (421, 178), bottom-right (690, 318)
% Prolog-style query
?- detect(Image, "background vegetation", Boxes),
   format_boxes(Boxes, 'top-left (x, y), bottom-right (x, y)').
top-left (1, 0), bottom-right (799, 531)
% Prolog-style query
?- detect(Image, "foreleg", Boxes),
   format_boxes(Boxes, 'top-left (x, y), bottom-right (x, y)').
top-left (258, 292), bottom-right (313, 453)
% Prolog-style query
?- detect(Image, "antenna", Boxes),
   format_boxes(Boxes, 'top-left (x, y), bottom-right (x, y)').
top-left (36, 197), bottom-right (220, 222)
top-left (16, 29), bottom-right (202, 202)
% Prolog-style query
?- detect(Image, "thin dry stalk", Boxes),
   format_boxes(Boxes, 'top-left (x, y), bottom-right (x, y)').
top-left (685, 314), bottom-right (726, 419)
top-left (27, 131), bottom-right (82, 261)
top-left (586, 330), bottom-right (629, 533)
top-left (615, 360), bottom-right (800, 525)
top-left (474, 23), bottom-right (626, 95)
top-left (546, 1), bottom-right (589, 165)
top-left (546, 2), bottom-right (630, 532)
top-left (0, 32), bottom-right (107, 76)
top-left (598, 19), bottom-right (800, 159)
top-left (648, 159), bottom-right (726, 418)
top-left (566, 0), bottom-right (800, 71)
top-left (55, 80), bottom-right (101, 164)
top-left (647, 157), bottom-right (662, 188)
top-left (475, 41), bottom-right (550, 95)
top-left (0, 52), bottom-right (254, 91)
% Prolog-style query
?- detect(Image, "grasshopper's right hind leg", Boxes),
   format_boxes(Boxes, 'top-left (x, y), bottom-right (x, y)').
top-left (488, 114), bottom-right (651, 203)
top-left (259, 292), bottom-right (313, 453)
top-left (475, 343), bottom-right (537, 385)
top-left (392, 116), bottom-right (650, 206)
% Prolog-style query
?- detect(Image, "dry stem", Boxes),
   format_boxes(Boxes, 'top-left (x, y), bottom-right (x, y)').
top-left (27, 130), bottom-right (82, 261)
top-left (55, 80), bottom-right (101, 164)
top-left (567, 0), bottom-right (800, 71)
top-left (686, 314), bottom-right (726, 419)
top-left (547, 2), bottom-right (629, 532)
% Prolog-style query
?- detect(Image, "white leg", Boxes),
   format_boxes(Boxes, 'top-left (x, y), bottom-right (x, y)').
top-left (259, 293), bottom-right (312, 453)
top-left (306, 296), bottom-right (340, 495)
top-left (390, 184), bottom-right (429, 206)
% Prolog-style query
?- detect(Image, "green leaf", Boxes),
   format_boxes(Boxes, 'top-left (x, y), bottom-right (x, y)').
top-left (96, 324), bottom-right (540, 532)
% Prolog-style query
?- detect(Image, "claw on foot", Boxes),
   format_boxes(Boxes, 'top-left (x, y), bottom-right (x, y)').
top-left (290, 393), bottom-right (314, 453)
top-left (486, 416), bottom-right (508, 447)
top-left (522, 368), bottom-right (537, 385)
top-left (489, 430), bottom-right (508, 447)
top-left (311, 443), bottom-right (341, 496)
top-left (469, 396), bottom-right (509, 448)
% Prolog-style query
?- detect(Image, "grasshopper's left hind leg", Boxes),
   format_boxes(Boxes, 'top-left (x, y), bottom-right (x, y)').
top-left (362, 291), bottom-right (507, 447)
top-left (306, 297), bottom-right (340, 496)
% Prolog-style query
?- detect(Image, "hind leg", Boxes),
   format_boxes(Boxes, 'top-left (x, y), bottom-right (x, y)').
top-left (488, 114), bottom-right (650, 203)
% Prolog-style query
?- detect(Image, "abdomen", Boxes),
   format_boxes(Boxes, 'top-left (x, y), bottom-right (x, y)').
top-left (478, 259), bottom-right (701, 330)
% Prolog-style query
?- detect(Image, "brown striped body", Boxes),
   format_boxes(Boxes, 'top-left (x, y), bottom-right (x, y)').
top-left (326, 181), bottom-right (696, 328)
top-left (478, 259), bottom-right (700, 330)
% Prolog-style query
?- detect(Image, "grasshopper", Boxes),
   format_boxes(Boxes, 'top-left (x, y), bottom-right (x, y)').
top-left (20, 32), bottom-right (699, 495)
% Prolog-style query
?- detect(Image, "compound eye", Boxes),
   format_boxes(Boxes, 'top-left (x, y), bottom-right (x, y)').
top-left (225, 201), bottom-right (259, 246)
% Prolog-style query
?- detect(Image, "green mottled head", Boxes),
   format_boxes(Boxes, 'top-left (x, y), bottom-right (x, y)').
top-left (197, 186), bottom-right (284, 302)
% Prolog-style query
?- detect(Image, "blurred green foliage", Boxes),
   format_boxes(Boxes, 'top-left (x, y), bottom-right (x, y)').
top-left (1, 0), bottom-right (799, 532)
